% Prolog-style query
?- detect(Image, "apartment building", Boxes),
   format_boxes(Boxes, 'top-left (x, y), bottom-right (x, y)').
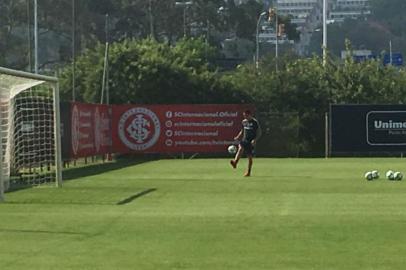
top-left (234, 0), bottom-right (262, 5)
top-left (330, 0), bottom-right (370, 23)
top-left (271, 0), bottom-right (322, 54)
top-left (277, 0), bottom-right (321, 26)
top-left (335, 0), bottom-right (369, 9)
top-left (275, 0), bottom-right (370, 26)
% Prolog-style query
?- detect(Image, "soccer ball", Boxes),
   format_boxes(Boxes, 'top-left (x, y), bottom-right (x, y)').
top-left (371, 170), bottom-right (379, 179)
top-left (394, 172), bottom-right (403, 181)
top-left (386, 170), bottom-right (395, 181)
top-left (364, 171), bottom-right (374, 181)
top-left (228, 145), bottom-right (237, 154)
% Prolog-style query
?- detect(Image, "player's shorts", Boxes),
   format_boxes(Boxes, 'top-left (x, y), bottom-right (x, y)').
top-left (240, 140), bottom-right (254, 155)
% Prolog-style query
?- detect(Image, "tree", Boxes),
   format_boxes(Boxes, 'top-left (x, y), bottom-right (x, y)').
top-left (59, 38), bottom-right (248, 104)
top-left (224, 48), bottom-right (406, 155)
top-left (0, 0), bottom-right (29, 69)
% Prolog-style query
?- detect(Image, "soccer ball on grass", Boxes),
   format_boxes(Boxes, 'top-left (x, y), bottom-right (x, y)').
top-left (371, 170), bottom-right (379, 179)
top-left (365, 170), bottom-right (379, 181)
top-left (394, 172), bottom-right (403, 181)
top-left (386, 170), bottom-right (395, 181)
top-left (364, 171), bottom-right (374, 181)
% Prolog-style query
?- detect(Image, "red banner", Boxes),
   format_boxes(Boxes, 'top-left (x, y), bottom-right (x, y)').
top-left (111, 104), bottom-right (254, 153)
top-left (70, 102), bottom-right (112, 158)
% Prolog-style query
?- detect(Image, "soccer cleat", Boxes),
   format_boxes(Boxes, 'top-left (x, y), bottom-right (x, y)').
top-left (244, 171), bottom-right (251, 177)
top-left (230, 160), bottom-right (237, 169)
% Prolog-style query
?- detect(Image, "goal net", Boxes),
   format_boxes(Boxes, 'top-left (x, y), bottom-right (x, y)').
top-left (0, 67), bottom-right (62, 201)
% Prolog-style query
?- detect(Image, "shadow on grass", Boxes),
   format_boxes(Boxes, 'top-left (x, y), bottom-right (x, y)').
top-left (116, 188), bottom-right (157, 205)
top-left (62, 158), bottom-right (154, 181)
top-left (6, 158), bottom-right (155, 193)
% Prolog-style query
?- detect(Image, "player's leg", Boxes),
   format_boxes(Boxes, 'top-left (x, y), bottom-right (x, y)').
top-left (244, 155), bottom-right (253, 177)
top-left (230, 144), bottom-right (244, 169)
top-left (243, 143), bottom-right (254, 176)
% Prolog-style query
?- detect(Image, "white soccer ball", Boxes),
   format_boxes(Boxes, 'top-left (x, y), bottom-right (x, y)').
top-left (364, 171), bottom-right (374, 181)
top-left (394, 172), bottom-right (403, 181)
top-left (386, 170), bottom-right (395, 180)
top-left (371, 170), bottom-right (379, 179)
top-left (228, 145), bottom-right (237, 154)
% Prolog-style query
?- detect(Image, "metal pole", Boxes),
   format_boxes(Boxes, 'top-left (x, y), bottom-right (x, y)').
top-left (72, 0), bottom-right (76, 101)
top-left (389, 40), bottom-right (393, 65)
top-left (101, 14), bottom-right (109, 104)
top-left (325, 112), bottom-right (329, 159)
top-left (0, 67), bottom-right (58, 82)
top-left (183, 5), bottom-right (187, 37)
top-left (206, 19), bottom-right (209, 60)
top-left (275, 10), bottom-right (279, 72)
top-left (34, 0), bottom-right (38, 73)
top-left (256, 12), bottom-right (266, 69)
top-left (176, 2), bottom-right (192, 38)
top-left (53, 81), bottom-right (63, 187)
top-left (256, 19), bottom-right (260, 69)
top-left (323, 0), bottom-right (327, 67)
top-left (106, 58), bottom-right (110, 105)
top-left (105, 14), bottom-right (109, 105)
top-left (149, 0), bottom-right (154, 38)
top-left (27, 0), bottom-right (32, 72)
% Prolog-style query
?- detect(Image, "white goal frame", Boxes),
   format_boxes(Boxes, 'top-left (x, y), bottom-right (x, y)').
top-left (0, 67), bottom-right (63, 202)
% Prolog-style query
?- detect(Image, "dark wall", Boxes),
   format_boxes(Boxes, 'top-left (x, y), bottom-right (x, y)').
top-left (330, 104), bottom-right (406, 155)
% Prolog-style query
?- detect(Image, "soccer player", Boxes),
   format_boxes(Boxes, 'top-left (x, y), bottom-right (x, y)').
top-left (230, 110), bottom-right (262, 177)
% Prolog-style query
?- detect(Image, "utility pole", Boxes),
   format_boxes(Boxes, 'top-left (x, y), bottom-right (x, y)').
top-left (275, 9), bottom-right (279, 72)
top-left (323, 0), bottom-right (327, 67)
top-left (149, 0), bottom-right (154, 38)
top-left (34, 0), bottom-right (38, 73)
top-left (175, 1), bottom-right (193, 37)
top-left (256, 12), bottom-right (267, 69)
top-left (27, 0), bottom-right (32, 72)
top-left (72, 0), bottom-right (76, 101)
top-left (101, 14), bottom-right (110, 105)
top-left (389, 40), bottom-right (393, 65)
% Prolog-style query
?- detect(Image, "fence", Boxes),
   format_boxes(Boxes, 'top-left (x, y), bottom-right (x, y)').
top-left (60, 103), bottom-right (303, 159)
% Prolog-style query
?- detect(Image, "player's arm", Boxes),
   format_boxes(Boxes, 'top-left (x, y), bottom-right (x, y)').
top-left (234, 129), bottom-right (243, 141)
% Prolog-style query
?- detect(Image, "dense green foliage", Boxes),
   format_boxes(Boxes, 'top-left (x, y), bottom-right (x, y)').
top-left (60, 38), bottom-right (249, 104)
top-left (3, 158), bottom-right (406, 269)
top-left (60, 37), bottom-right (406, 155)
top-left (225, 50), bottom-right (406, 154)
top-left (0, 0), bottom-right (272, 69)
top-left (3, 1), bottom-right (406, 155)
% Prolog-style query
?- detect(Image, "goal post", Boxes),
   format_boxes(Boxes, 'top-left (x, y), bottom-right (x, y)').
top-left (0, 67), bottom-right (62, 201)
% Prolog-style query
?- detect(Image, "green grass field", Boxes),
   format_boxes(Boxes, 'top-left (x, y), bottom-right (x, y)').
top-left (1, 158), bottom-right (406, 270)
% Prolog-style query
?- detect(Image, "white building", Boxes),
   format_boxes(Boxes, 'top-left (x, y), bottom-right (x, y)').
top-left (330, 0), bottom-right (370, 23)
top-left (275, 0), bottom-right (370, 27)
top-left (335, 0), bottom-right (369, 10)
top-left (275, 0), bottom-right (323, 55)
top-left (258, 25), bottom-right (294, 45)
top-left (277, 0), bottom-right (321, 26)
top-left (234, 0), bottom-right (261, 5)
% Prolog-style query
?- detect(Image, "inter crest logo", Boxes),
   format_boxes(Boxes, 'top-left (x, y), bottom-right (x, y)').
top-left (118, 107), bottom-right (161, 151)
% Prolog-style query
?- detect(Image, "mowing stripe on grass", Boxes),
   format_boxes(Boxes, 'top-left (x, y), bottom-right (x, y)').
top-left (0, 228), bottom-right (88, 236)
